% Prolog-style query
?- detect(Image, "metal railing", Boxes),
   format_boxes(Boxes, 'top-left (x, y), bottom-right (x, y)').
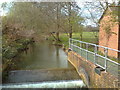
top-left (69, 38), bottom-right (120, 77)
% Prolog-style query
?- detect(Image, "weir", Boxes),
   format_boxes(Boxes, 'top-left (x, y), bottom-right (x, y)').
top-left (2, 40), bottom-right (119, 88)
top-left (68, 38), bottom-right (120, 88)
top-left (2, 42), bottom-right (86, 88)
top-left (1, 80), bottom-right (86, 88)
top-left (2, 68), bottom-right (86, 88)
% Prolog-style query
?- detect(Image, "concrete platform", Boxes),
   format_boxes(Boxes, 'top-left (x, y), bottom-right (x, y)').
top-left (4, 68), bottom-right (81, 84)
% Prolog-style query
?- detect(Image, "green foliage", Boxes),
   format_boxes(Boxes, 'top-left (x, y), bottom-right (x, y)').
top-left (2, 46), bottom-right (17, 59)
top-left (2, 37), bottom-right (33, 64)
top-left (49, 32), bottom-right (98, 48)
top-left (3, 2), bottom-right (85, 40)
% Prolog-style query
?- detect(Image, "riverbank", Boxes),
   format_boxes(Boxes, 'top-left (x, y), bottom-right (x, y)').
top-left (2, 40), bottom-right (79, 84)
top-left (3, 38), bottom-right (35, 69)
top-left (48, 32), bottom-right (98, 54)
top-left (2, 38), bottom-right (35, 82)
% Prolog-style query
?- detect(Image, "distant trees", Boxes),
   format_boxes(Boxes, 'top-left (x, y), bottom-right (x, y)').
top-left (81, 0), bottom-right (119, 42)
top-left (83, 0), bottom-right (119, 26)
top-left (1, 2), bottom-right (85, 41)
top-left (2, 1), bottom-right (119, 42)
top-left (61, 2), bottom-right (84, 38)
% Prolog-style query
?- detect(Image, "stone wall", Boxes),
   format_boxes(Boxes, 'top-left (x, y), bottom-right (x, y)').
top-left (68, 51), bottom-right (119, 88)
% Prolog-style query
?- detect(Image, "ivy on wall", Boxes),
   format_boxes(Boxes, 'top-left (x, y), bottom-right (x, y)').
top-left (101, 8), bottom-right (118, 46)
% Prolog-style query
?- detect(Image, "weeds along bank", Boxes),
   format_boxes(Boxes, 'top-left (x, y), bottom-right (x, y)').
top-left (2, 37), bottom-right (35, 82)
top-left (2, 25), bottom-right (35, 73)
top-left (3, 38), bottom-right (34, 68)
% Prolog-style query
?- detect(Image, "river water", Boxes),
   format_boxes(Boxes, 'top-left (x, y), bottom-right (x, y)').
top-left (13, 41), bottom-right (73, 70)
top-left (2, 41), bottom-right (86, 88)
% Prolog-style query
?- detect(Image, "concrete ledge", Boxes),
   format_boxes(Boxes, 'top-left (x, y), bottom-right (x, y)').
top-left (68, 51), bottom-right (119, 88)
top-left (4, 68), bottom-right (81, 83)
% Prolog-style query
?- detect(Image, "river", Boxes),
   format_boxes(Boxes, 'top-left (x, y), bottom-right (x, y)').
top-left (2, 41), bottom-right (86, 88)
top-left (13, 41), bottom-right (73, 70)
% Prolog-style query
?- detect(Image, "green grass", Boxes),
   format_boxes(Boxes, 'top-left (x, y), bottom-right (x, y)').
top-left (49, 32), bottom-right (119, 76)
top-left (58, 32), bottom-right (98, 48)
top-left (47, 32), bottom-right (98, 49)
top-left (54, 32), bottom-right (119, 62)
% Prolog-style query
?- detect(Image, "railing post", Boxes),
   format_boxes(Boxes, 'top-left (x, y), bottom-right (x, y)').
top-left (105, 47), bottom-right (108, 72)
top-left (80, 42), bottom-right (82, 48)
top-left (69, 38), bottom-right (71, 48)
top-left (86, 43), bottom-right (88, 60)
top-left (75, 41), bottom-right (77, 52)
top-left (94, 45), bottom-right (97, 64)
top-left (80, 42), bottom-right (82, 55)
top-left (72, 39), bottom-right (73, 49)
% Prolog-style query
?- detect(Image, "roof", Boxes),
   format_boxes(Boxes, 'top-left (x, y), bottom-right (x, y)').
top-left (98, 5), bottom-right (120, 23)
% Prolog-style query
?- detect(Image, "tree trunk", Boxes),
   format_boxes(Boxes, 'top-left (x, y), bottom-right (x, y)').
top-left (69, 31), bottom-right (72, 38)
top-left (80, 33), bottom-right (83, 41)
top-left (50, 32), bottom-right (58, 41)
top-left (56, 3), bottom-right (61, 42)
top-left (68, 2), bottom-right (72, 38)
top-left (56, 32), bottom-right (61, 41)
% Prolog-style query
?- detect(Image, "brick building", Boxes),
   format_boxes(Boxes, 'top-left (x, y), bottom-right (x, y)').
top-left (99, 5), bottom-right (120, 58)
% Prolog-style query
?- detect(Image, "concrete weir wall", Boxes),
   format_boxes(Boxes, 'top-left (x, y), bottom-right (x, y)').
top-left (68, 51), bottom-right (119, 88)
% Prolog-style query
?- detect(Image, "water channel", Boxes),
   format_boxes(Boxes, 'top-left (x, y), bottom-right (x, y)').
top-left (13, 41), bottom-right (73, 70)
top-left (2, 41), bottom-right (86, 88)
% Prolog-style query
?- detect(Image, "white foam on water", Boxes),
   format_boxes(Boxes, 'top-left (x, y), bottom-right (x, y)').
top-left (2, 80), bottom-right (86, 88)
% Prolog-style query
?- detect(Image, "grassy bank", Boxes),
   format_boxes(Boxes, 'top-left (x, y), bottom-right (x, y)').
top-left (56, 32), bottom-right (119, 62)
top-left (49, 32), bottom-right (98, 49)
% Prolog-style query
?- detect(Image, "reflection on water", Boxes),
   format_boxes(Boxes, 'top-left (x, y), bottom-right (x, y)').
top-left (14, 41), bottom-right (73, 70)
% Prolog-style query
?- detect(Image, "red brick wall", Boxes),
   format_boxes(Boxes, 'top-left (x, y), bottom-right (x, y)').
top-left (99, 9), bottom-right (119, 58)
top-left (118, 22), bottom-right (120, 58)
top-left (68, 51), bottom-right (119, 88)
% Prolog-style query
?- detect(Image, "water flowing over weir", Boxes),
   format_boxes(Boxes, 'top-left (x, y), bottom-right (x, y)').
top-left (2, 41), bottom-right (86, 88)
top-left (2, 80), bottom-right (86, 88)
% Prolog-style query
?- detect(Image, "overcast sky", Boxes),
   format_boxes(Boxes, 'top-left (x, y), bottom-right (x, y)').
top-left (0, 0), bottom-right (118, 26)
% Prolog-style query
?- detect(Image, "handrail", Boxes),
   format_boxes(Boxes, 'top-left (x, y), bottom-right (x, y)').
top-left (70, 38), bottom-right (120, 52)
top-left (71, 43), bottom-right (120, 65)
top-left (69, 38), bottom-right (120, 75)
